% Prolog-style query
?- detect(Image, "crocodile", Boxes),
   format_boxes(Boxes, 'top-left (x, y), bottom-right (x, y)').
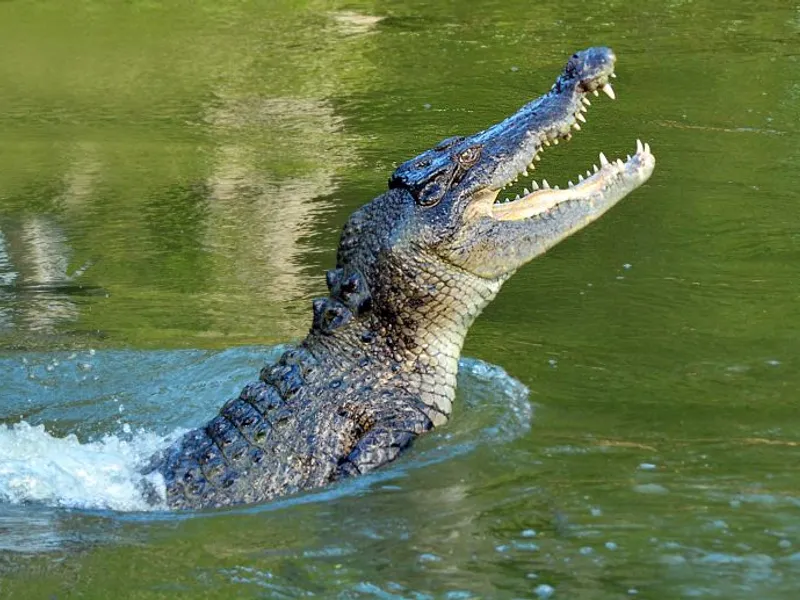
top-left (144, 47), bottom-right (655, 510)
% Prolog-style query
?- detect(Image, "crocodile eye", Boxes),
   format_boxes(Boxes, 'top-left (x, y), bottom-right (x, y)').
top-left (417, 175), bottom-right (446, 207)
top-left (458, 146), bottom-right (481, 167)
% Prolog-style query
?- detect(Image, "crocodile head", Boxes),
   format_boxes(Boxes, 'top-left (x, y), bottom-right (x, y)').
top-left (386, 46), bottom-right (655, 280)
top-left (332, 47), bottom-right (655, 421)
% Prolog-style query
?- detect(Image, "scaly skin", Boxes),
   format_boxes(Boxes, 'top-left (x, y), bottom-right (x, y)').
top-left (144, 47), bottom-right (656, 509)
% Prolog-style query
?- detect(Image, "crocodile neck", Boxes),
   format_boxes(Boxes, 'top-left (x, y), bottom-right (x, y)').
top-left (308, 240), bottom-right (504, 425)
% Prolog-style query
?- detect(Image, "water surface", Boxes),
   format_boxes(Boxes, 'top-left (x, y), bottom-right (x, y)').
top-left (1, 0), bottom-right (799, 598)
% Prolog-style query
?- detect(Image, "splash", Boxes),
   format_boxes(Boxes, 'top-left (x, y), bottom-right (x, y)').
top-left (0, 421), bottom-right (176, 512)
top-left (0, 348), bottom-right (531, 517)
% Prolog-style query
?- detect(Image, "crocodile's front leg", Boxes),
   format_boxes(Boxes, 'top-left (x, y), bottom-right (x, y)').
top-left (335, 393), bottom-right (435, 477)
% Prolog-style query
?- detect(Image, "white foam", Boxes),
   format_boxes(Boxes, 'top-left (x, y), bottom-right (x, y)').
top-left (0, 352), bottom-right (531, 515)
top-left (0, 421), bottom-right (178, 511)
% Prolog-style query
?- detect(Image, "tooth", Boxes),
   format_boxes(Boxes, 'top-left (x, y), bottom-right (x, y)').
top-left (515, 194), bottom-right (520, 200)
top-left (554, 185), bottom-right (560, 190)
top-left (576, 113), bottom-right (586, 123)
top-left (636, 139), bottom-right (644, 153)
top-left (542, 179), bottom-right (550, 189)
top-left (544, 140), bottom-right (551, 147)
top-left (523, 187), bottom-right (530, 195)
top-left (578, 174), bottom-right (584, 182)
top-left (531, 181), bottom-right (539, 190)
top-left (644, 142), bottom-right (651, 154)
top-left (568, 180), bottom-right (574, 188)
top-left (592, 89), bottom-right (599, 97)
top-left (616, 159), bottom-right (624, 168)
top-left (582, 97), bottom-right (592, 106)
top-left (610, 73), bottom-right (617, 78)
top-left (592, 164), bottom-right (599, 173)
top-left (523, 169), bottom-right (529, 177)
top-left (599, 152), bottom-right (609, 166)
top-left (565, 133), bottom-right (572, 141)
top-left (586, 170), bottom-right (592, 177)
top-left (626, 154), bottom-right (632, 161)
top-left (534, 155), bottom-right (541, 161)
top-left (602, 84), bottom-right (616, 100)
top-left (573, 123), bottom-right (581, 131)
top-left (552, 138), bottom-right (559, 145)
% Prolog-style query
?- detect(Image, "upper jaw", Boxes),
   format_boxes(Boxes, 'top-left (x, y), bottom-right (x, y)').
top-left (460, 46), bottom-right (654, 224)
top-left (461, 46), bottom-right (618, 196)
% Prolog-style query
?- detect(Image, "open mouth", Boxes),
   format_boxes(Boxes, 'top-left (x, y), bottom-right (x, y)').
top-left (492, 139), bottom-right (654, 221)
top-left (484, 69), bottom-right (655, 221)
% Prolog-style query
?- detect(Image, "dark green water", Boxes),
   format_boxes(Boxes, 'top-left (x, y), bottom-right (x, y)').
top-left (1, 0), bottom-right (799, 598)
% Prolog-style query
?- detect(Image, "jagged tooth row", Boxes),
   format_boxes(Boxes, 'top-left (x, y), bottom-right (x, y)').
top-left (496, 139), bottom-right (650, 204)
top-left (497, 79), bottom-right (626, 204)
top-left (591, 81), bottom-right (616, 99)
top-left (502, 148), bottom-right (544, 191)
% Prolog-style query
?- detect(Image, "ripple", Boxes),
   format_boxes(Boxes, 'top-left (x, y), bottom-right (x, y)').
top-left (0, 346), bottom-right (531, 551)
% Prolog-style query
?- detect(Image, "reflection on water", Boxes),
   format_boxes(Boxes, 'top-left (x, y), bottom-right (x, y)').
top-left (0, 139), bottom-right (101, 339)
top-left (58, 142), bottom-right (101, 210)
top-left (0, 216), bottom-right (92, 336)
top-left (329, 10), bottom-right (385, 35)
top-left (205, 96), bottom-right (351, 304)
top-left (0, 230), bottom-right (16, 332)
top-left (0, 2), bottom-right (373, 347)
top-left (0, 90), bottom-right (357, 344)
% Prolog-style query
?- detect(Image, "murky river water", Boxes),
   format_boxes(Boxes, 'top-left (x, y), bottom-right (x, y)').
top-left (1, 0), bottom-right (799, 598)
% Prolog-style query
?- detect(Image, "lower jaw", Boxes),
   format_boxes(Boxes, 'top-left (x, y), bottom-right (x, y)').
top-left (490, 140), bottom-right (653, 222)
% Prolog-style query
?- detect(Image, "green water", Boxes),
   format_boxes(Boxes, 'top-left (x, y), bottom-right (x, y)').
top-left (1, 0), bottom-right (800, 597)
